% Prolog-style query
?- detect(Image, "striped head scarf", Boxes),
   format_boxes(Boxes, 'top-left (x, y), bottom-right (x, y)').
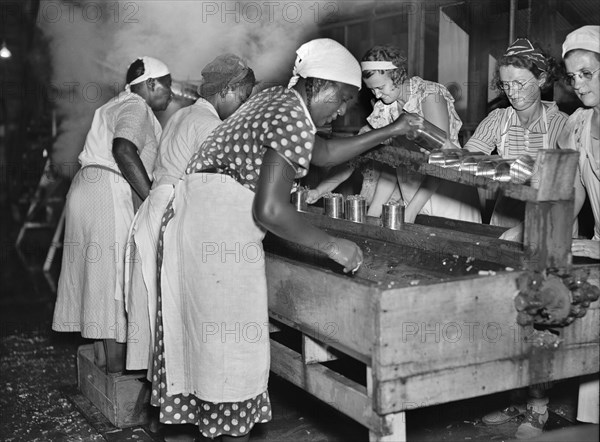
top-left (503, 38), bottom-right (548, 72)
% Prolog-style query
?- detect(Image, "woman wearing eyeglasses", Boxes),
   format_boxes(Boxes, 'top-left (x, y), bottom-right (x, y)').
top-left (465, 38), bottom-right (568, 232)
top-left (559, 26), bottom-right (600, 262)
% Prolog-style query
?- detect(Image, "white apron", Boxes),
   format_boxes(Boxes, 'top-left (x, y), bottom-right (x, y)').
top-left (124, 184), bottom-right (174, 369)
top-left (491, 107), bottom-right (548, 227)
top-left (161, 173), bottom-right (270, 403)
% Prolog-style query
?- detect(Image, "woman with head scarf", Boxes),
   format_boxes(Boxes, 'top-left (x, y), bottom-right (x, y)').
top-left (124, 54), bottom-right (256, 372)
top-left (559, 25), bottom-right (600, 428)
top-left (52, 56), bottom-right (172, 373)
top-left (307, 44), bottom-right (481, 224)
top-left (150, 38), bottom-right (419, 441)
top-left (465, 38), bottom-right (568, 236)
top-left (471, 40), bottom-right (569, 442)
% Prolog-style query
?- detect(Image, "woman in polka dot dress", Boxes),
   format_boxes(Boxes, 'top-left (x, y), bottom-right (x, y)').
top-left (152, 39), bottom-right (420, 441)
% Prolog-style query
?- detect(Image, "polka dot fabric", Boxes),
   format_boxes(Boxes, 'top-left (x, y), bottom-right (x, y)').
top-left (185, 86), bottom-right (317, 191)
top-left (150, 199), bottom-right (272, 438)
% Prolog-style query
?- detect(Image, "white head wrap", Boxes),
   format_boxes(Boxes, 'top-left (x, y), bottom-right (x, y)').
top-left (287, 38), bottom-right (361, 90)
top-left (125, 56), bottom-right (170, 92)
top-left (360, 61), bottom-right (398, 71)
top-left (562, 25), bottom-right (600, 57)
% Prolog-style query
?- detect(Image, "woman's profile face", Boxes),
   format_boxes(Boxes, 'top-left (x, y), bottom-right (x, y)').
top-left (309, 82), bottom-right (358, 126)
top-left (498, 65), bottom-right (542, 112)
top-left (363, 71), bottom-right (401, 105)
top-left (564, 50), bottom-right (600, 108)
top-left (148, 75), bottom-right (173, 111)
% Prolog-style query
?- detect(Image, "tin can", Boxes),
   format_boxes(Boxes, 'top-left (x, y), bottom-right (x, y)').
top-left (381, 200), bottom-right (404, 230)
top-left (345, 195), bottom-right (366, 223)
top-left (323, 193), bottom-right (344, 219)
top-left (291, 187), bottom-right (309, 211)
top-left (510, 155), bottom-right (535, 184)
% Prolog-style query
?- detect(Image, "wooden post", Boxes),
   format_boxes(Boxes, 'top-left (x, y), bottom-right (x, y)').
top-left (523, 150), bottom-right (579, 270)
top-left (367, 367), bottom-right (407, 442)
top-left (407, 2), bottom-right (424, 77)
top-left (466, 0), bottom-right (491, 128)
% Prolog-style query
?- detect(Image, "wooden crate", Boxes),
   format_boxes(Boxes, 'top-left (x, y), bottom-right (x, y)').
top-left (77, 344), bottom-right (152, 428)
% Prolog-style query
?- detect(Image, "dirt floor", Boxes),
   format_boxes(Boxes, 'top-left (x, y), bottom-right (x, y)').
top-left (1, 208), bottom-right (598, 442)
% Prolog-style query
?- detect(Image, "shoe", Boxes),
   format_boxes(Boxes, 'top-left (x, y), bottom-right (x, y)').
top-left (515, 406), bottom-right (549, 439)
top-left (482, 404), bottom-right (527, 425)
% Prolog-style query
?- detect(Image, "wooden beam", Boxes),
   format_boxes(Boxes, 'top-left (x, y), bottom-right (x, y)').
top-left (407, 2), bottom-right (424, 77)
top-left (359, 145), bottom-right (540, 202)
top-left (466, 0), bottom-right (491, 126)
top-left (270, 340), bottom-right (389, 435)
top-left (303, 335), bottom-right (339, 364)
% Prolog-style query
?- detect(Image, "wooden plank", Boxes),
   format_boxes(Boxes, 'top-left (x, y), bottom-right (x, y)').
top-left (299, 209), bottom-right (525, 268)
top-left (373, 344), bottom-right (599, 415)
top-left (415, 214), bottom-right (507, 238)
top-left (359, 144), bottom-right (539, 201)
top-left (270, 340), bottom-right (390, 435)
top-left (373, 272), bottom-right (527, 380)
top-left (303, 335), bottom-right (339, 364)
top-left (266, 255), bottom-right (377, 363)
top-left (374, 272), bottom-right (598, 381)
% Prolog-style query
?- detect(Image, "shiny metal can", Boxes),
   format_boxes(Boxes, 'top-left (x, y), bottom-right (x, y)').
top-left (323, 193), bottom-right (344, 219)
top-left (382, 200), bottom-right (404, 230)
top-left (345, 195), bottom-right (366, 223)
top-left (291, 187), bottom-right (309, 211)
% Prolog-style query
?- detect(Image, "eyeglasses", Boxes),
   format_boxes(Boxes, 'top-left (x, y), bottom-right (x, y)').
top-left (499, 77), bottom-right (536, 91)
top-left (565, 67), bottom-right (600, 86)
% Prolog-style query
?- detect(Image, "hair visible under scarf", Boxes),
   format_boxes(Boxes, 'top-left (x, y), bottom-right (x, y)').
top-left (503, 38), bottom-right (548, 72)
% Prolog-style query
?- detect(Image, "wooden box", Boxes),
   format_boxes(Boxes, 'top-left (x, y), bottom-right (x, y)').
top-left (77, 344), bottom-right (152, 428)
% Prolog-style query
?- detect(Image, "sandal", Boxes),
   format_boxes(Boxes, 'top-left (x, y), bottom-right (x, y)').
top-left (482, 404), bottom-right (527, 425)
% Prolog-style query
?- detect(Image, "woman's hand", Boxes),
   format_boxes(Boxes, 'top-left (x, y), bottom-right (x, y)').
top-left (305, 189), bottom-right (322, 204)
top-left (572, 239), bottom-right (600, 260)
top-left (326, 238), bottom-right (364, 274)
top-left (388, 112), bottom-right (424, 137)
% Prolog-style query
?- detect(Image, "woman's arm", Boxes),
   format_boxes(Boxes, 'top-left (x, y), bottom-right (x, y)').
top-left (310, 113), bottom-right (422, 167)
top-left (306, 163), bottom-right (355, 204)
top-left (253, 148), bottom-right (363, 273)
top-left (112, 137), bottom-right (152, 200)
top-left (403, 94), bottom-right (451, 221)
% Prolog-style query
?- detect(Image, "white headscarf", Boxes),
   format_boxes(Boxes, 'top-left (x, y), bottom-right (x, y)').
top-left (287, 38), bottom-right (361, 90)
top-left (562, 25), bottom-right (600, 57)
top-left (125, 56), bottom-right (170, 91)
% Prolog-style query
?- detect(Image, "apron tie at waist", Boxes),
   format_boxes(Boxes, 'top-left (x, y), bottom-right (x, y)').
top-left (80, 164), bottom-right (124, 178)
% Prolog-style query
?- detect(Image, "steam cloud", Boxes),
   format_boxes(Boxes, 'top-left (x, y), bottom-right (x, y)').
top-left (38, 0), bottom-right (341, 177)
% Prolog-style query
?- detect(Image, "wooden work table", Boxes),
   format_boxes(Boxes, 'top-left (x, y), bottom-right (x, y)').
top-left (264, 145), bottom-right (599, 441)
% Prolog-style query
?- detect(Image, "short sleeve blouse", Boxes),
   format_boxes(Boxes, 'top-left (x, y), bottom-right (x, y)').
top-left (185, 86), bottom-right (317, 192)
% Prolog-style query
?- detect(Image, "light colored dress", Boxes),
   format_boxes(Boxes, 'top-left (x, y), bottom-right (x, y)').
top-left (559, 107), bottom-right (600, 425)
top-left (558, 107), bottom-right (600, 240)
top-left (124, 98), bottom-right (222, 370)
top-left (465, 101), bottom-right (568, 227)
top-left (53, 91), bottom-right (161, 340)
top-left (365, 76), bottom-right (481, 222)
